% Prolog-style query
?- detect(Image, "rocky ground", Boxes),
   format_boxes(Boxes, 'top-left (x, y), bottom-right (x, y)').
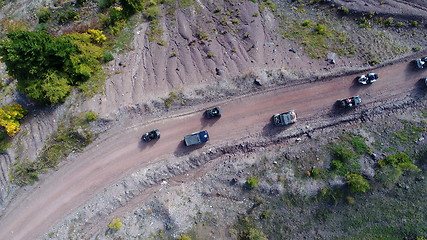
top-left (0, 0), bottom-right (426, 239)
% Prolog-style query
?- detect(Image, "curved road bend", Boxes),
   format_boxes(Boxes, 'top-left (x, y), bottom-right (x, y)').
top-left (0, 59), bottom-right (425, 240)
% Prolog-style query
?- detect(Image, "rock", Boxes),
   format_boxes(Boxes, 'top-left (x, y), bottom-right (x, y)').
top-left (371, 153), bottom-right (378, 161)
top-left (289, 48), bottom-right (296, 53)
top-left (296, 138), bottom-right (301, 142)
top-left (254, 79), bottom-right (263, 86)
top-left (415, 176), bottom-right (425, 182)
top-left (326, 52), bottom-right (337, 64)
top-left (215, 68), bottom-right (222, 75)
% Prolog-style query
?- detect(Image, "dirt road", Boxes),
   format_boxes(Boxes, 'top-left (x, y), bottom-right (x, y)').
top-left (0, 58), bottom-right (425, 240)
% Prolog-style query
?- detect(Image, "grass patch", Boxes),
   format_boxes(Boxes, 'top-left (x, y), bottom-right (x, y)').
top-left (9, 116), bottom-right (94, 186)
top-left (281, 18), bottom-right (354, 58)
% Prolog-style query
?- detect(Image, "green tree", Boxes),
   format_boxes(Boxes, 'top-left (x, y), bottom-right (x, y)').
top-left (345, 172), bottom-right (370, 193)
top-left (108, 218), bottom-right (123, 230)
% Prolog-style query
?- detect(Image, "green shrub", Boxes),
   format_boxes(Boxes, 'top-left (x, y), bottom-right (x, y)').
top-left (346, 196), bottom-right (355, 204)
top-left (332, 146), bottom-right (357, 162)
top-left (345, 172), bottom-right (370, 193)
top-left (84, 111), bottom-right (98, 122)
top-left (330, 160), bottom-right (343, 170)
top-left (383, 17), bottom-right (394, 27)
top-left (36, 7), bottom-right (51, 23)
top-left (301, 20), bottom-right (312, 27)
top-left (350, 135), bottom-right (372, 155)
top-left (311, 167), bottom-right (321, 178)
top-left (103, 52), bottom-right (114, 62)
top-left (143, 6), bottom-right (160, 21)
top-left (395, 21), bottom-right (404, 27)
top-left (411, 20), bottom-right (419, 27)
top-left (368, 59), bottom-right (380, 65)
top-left (206, 52), bottom-right (215, 58)
top-left (108, 218), bottom-right (123, 230)
top-left (177, 234), bottom-right (192, 240)
top-left (379, 152), bottom-right (420, 171)
top-left (315, 23), bottom-right (327, 35)
top-left (412, 46), bottom-right (422, 52)
top-left (246, 176), bottom-right (259, 188)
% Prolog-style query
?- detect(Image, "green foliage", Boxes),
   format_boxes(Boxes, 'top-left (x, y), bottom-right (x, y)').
top-left (161, 91), bottom-right (180, 108)
top-left (143, 6), bottom-right (161, 21)
top-left (10, 116), bottom-right (93, 186)
top-left (332, 145), bottom-right (357, 163)
top-left (103, 52), bottom-right (114, 62)
top-left (0, 131), bottom-right (11, 154)
top-left (411, 21), bottom-right (419, 27)
top-left (368, 59), bottom-right (380, 66)
top-left (412, 46), bottom-right (422, 52)
top-left (330, 160), bottom-right (343, 171)
top-left (378, 152), bottom-right (420, 171)
top-left (395, 22), bottom-right (404, 27)
top-left (233, 216), bottom-right (268, 240)
top-left (282, 19), bottom-right (353, 58)
top-left (84, 110), bottom-right (98, 122)
top-left (109, 218), bottom-right (123, 230)
top-left (177, 234), bottom-right (192, 240)
top-left (349, 135), bottom-right (372, 155)
top-left (377, 165), bottom-right (402, 187)
top-left (206, 52), bottom-right (215, 58)
top-left (0, 104), bottom-right (28, 137)
top-left (315, 23), bottom-right (327, 35)
top-left (345, 172), bottom-right (370, 193)
top-left (36, 7), bottom-right (51, 23)
top-left (310, 167), bottom-right (321, 178)
top-left (0, 30), bottom-right (105, 104)
top-left (246, 176), bottom-right (259, 188)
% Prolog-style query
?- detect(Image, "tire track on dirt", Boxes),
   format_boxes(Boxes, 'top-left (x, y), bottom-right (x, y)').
top-left (0, 52), bottom-right (426, 240)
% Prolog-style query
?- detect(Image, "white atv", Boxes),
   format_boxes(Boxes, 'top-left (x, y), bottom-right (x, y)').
top-left (415, 57), bottom-right (427, 69)
top-left (358, 73), bottom-right (378, 84)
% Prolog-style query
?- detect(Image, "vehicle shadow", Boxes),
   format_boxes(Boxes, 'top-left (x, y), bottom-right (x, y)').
top-left (173, 140), bottom-right (206, 157)
top-left (409, 77), bottom-right (427, 99)
top-left (200, 114), bottom-right (220, 128)
top-left (138, 138), bottom-right (160, 151)
top-left (327, 102), bottom-right (353, 117)
top-left (261, 118), bottom-right (292, 137)
top-left (349, 76), bottom-right (368, 95)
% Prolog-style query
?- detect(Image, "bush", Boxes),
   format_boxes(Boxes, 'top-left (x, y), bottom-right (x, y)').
top-left (301, 20), bottom-right (312, 27)
top-left (315, 23), bottom-right (327, 35)
top-left (246, 176), bottom-right (259, 188)
top-left (330, 160), bottom-right (343, 170)
top-left (103, 52), bottom-right (114, 62)
top-left (411, 20), bottom-right (419, 27)
top-left (0, 104), bottom-right (28, 137)
top-left (108, 218), bottom-right (123, 230)
top-left (379, 152), bottom-right (420, 171)
top-left (143, 6), bottom-right (160, 21)
top-left (332, 146), bottom-right (357, 163)
top-left (84, 111), bottom-right (98, 122)
top-left (177, 234), bottom-right (192, 240)
top-left (36, 7), bottom-right (51, 23)
top-left (345, 172), bottom-right (370, 193)
top-left (412, 46), bottom-right (422, 52)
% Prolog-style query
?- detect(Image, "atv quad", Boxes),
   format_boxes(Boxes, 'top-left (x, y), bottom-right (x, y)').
top-left (142, 129), bottom-right (160, 142)
top-left (205, 107), bottom-right (222, 119)
top-left (272, 110), bottom-right (297, 126)
top-left (358, 73), bottom-right (378, 84)
top-left (336, 96), bottom-right (362, 108)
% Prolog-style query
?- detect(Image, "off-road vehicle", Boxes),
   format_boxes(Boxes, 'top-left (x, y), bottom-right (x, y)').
top-left (205, 107), bottom-right (222, 119)
top-left (357, 73), bottom-right (378, 84)
top-left (142, 129), bottom-right (160, 142)
top-left (415, 57), bottom-right (427, 69)
top-left (336, 96), bottom-right (362, 108)
top-left (272, 110), bottom-right (297, 126)
top-left (184, 130), bottom-right (209, 146)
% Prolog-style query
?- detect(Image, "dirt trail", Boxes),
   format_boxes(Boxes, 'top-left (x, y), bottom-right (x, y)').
top-left (0, 57), bottom-right (425, 240)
